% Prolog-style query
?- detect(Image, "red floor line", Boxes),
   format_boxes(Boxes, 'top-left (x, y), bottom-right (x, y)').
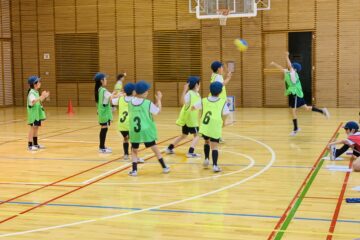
top-left (267, 122), bottom-right (343, 240)
top-left (0, 136), bottom-right (177, 207)
top-left (0, 215), bottom-right (17, 224)
top-left (0, 139), bottom-right (191, 224)
top-left (0, 183), bottom-right (81, 188)
top-left (326, 161), bottom-right (353, 240)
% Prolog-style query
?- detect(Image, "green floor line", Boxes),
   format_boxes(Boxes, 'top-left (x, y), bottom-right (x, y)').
top-left (274, 132), bottom-right (340, 240)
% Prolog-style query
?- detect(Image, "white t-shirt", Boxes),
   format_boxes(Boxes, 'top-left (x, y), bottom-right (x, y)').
top-left (112, 96), bottom-right (133, 105)
top-left (184, 92), bottom-right (191, 106)
top-left (214, 74), bottom-right (224, 84)
top-left (193, 96), bottom-right (230, 115)
top-left (103, 90), bottom-right (112, 105)
top-left (28, 92), bottom-right (36, 106)
top-left (284, 69), bottom-right (297, 84)
top-left (131, 97), bottom-right (160, 115)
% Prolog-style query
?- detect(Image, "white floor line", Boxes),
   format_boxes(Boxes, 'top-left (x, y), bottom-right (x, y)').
top-left (83, 150), bottom-right (254, 186)
top-left (0, 133), bottom-right (276, 238)
top-left (82, 153), bottom-right (154, 184)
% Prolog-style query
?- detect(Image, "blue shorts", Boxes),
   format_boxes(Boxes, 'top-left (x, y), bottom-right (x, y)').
top-left (288, 94), bottom-right (305, 108)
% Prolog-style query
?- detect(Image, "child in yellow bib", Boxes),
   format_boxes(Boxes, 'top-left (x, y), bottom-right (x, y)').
top-left (194, 82), bottom-right (230, 172)
top-left (165, 76), bottom-right (201, 158)
top-left (209, 61), bottom-right (232, 101)
top-left (112, 83), bottom-right (135, 160)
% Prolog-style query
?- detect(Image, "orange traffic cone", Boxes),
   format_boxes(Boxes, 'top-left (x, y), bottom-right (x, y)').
top-left (67, 99), bottom-right (74, 115)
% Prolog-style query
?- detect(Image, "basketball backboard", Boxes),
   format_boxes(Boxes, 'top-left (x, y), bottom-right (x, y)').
top-left (189, 0), bottom-right (270, 17)
top-left (256, 0), bottom-right (270, 10)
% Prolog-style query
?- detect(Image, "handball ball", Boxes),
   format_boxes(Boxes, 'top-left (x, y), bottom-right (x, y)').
top-left (234, 38), bottom-right (248, 52)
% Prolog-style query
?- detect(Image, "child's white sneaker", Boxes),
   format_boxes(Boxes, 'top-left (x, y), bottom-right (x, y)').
top-left (28, 145), bottom-right (39, 151)
top-left (203, 158), bottom-right (210, 168)
top-left (290, 128), bottom-right (301, 136)
top-left (34, 144), bottom-right (45, 149)
top-left (186, 152), bottom-right (201, 158)
top-left (165, 148), bottom-right (174, 154)
top-left (322, 108), bottom-right (330, 119)
top-left (128, 170), bottom-right (137, 176)
top-left (163, 167), bottom-right (170, 174)
top-left (330, 145), bottom-right (337, 160)
top-left (99, 148), bottom-right (112, 154)
top-left (124, 154), bottom-right (129, 160)
top-left (137, 158), bottom-right (145, 163)
top-left (213, 165), bottom-right (222, 172)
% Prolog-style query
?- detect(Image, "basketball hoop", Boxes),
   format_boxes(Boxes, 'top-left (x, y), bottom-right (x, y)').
top-left (218, 9), bottom-right (230, 26)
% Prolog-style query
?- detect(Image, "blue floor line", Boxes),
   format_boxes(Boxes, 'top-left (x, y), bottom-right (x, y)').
top-left (0, 156), bottom-right (312, 169)
top-left (1, 200), bottom-right (359, 224)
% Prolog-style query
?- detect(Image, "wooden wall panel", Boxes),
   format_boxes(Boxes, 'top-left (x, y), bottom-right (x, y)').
top-left (289, 0), bottom-right (315, 30)
top-left (116, 0), bottom-right (135, 82)
top-left (99, 0), bottom-right (116, 84)
top-left (135, 0), bottom-right (153, 99)
top-left (37, 0), bottom-right (55, 33)
top-left (338, 0), bottom-right (360, 107)
top-left (11, 0), bottom-right (24, 106)
top-left (153, 0), bottom-right (176, 31)
top-left (0, 42), bottom-right (3, 106)
top-left (315, 0), bottom-right (337, 107)
top-left (12, 33), bottom-right (24, 106)
top-left (177, 0), bottom-right (200, 30)
top-left (54, 0), bottom-right (75, 33)
top-left (3, 41), bottom-right (13, 105)
top-left (264, 33), bottom-right (287, 107)
top-left (76, 0), bottom-right (97, 33)
top-left (243, 16), bottom-right (263, 107)
top-left (262, 0), bottom-right (288, 31)
top-left (155, 82), bottom-right (178, 107)
top-left (78, 83), bottom-right (94, 106)
top-left (21, 0), bottom-right (38, 104)
top-left (222, 26), bottom-right (241, 107)
top-left (201, 25), bottom-right (220, 97)
top-left (99, 31), bottom-right (117, 85)
top-left (9, 0), bottom-right (360, 108)
top-left (57, 83), bottom-right (78, 106)
top-left (38, 33), bottom-right (56, 106)
top-left (1, 0), bottom-right (11, 38)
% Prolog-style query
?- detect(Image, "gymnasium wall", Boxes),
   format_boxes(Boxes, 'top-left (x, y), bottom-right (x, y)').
top-left (10, 0), bottom-right (360, 107)
top-left (0, 0), bottom-right (12, 107)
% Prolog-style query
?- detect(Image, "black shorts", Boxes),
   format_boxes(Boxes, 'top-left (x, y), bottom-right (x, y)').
top-left (202, 134), bottom-right (220, 143)
top-left (120, 131), bottom-right (129, 138)
top-left (29, 120), bottom-right (42, 127)
top-left (288, 94), bottom-right (305, 108)
top-left (131, 141), bottom-right (156, 149)
top-left (100, 121), bottom-right (111, 126)
top-left (182, 125), bottom-right (199, 135)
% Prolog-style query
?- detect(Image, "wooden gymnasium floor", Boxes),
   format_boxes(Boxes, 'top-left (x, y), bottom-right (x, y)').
top-left (0, 107), bottom-right (359, 240)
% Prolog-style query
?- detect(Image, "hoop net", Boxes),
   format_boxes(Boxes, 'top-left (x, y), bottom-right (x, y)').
top-left (218, 9), bottom-right (230, 26)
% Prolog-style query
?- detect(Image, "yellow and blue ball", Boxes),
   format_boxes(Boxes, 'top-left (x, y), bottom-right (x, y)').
top-left (234, 38), bottom-right (248, 52)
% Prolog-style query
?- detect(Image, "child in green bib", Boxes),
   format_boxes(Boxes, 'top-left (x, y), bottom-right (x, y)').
top-left (94, 72), bottom-right (121, 153)
top-left (165, 76), bottom-right (202, 158)
top-left (194, 82), bottom-right (230, 172)
top-left (128, 80), bottom-right (169, 176)
top-left (270, 52), bottom-right (330, 136)
top-left (27, 76), bottom-right (50, 151)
